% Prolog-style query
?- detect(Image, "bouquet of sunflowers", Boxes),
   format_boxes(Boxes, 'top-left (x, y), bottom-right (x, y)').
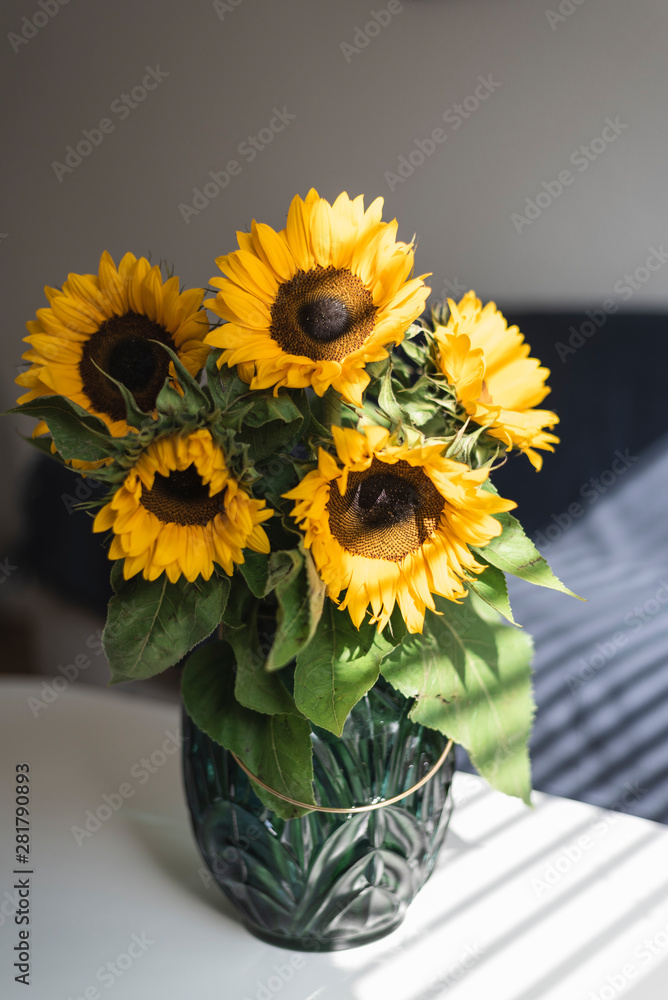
top-left (10, 189), bottom-right (573, 820)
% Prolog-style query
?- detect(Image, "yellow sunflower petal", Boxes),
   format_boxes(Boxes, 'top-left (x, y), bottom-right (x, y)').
top-left (94, 428), bottom-right (271, 584)
top-left (284, 423), bottom-right (515, 633)
top-left (16, 252), bottom-right (211, 445)
top-left (209, 190), bottom-right (428, 404)
top-left (432, 292), bottom-right (560, 469)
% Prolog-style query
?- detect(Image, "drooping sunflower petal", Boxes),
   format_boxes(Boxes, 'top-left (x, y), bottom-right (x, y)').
top-left (92, 428), bottom-right (272, 583)
top-left (433, 292), bottom-right (560, 470)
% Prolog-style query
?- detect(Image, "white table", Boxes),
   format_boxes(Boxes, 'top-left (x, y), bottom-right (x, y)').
top-left (1, 679), bottom-right (667, 1000)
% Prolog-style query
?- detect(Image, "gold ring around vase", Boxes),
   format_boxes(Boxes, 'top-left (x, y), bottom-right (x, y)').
top-left (229, 739), bottom-right (454, 814)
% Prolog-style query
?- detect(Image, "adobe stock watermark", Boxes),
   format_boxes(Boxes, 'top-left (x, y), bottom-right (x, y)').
top-left (565, 580), bottom-right (668, 695)
top-left (213, 0), bottom-right (244, 20)
top-left (384, 74), bottom-right (501, 192)
top-left (61, 473), bottom-right (106, 514)
top-left (240, 955), bottom-right (306, 1000)
top-left (8, 0), bottom-right (72, 54)
top-left (531, 781), bottom-right (647, 896)
top-left (419, 943), bottom-right (484, 998)
top-left (340, 0), bottom-right (406, 63)
top-left (554, 245), bottom-right (668, 362)
top-left (26, 630), bottom-right (108, 717)
top-left (64, 932), bottom-right (154, 999)
top-left (0, 556), bottom-right (18, 584)
top-left (545, 0), bottom-right (588, 31)
top-left (51, 65), bottom-right (170, 182)
top-left (197, 816), bottom-right (265, 890)
top-left (511, 116), bottom-right (629, 234)
top-left (71, 730), bottom-right (182, 845)
top-left (0, 879), bottom-right (33, 932)
top-left (437, 276), bottom-right (470, 302)
top-left (533, 449), bottom-right (637, 551)
top-left (588, 919), bottom-right (668, 1000)
top-left (178, 106), bottom-right (296, 224)
top-left (26, 614), bottom-right (139, 718)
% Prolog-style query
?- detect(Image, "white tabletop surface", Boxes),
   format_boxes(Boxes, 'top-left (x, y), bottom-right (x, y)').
top-left (1, 678), bottom-right (667, 1000)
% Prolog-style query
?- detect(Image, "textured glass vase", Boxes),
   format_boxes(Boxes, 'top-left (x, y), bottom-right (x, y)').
top-left (182, 677), bottom-right (455, 951)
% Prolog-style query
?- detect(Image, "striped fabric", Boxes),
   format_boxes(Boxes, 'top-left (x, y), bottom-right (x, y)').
top-left (458, 433), bottom-right (668, 824)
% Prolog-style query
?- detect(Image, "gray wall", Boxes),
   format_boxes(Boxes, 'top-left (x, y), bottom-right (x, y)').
top-left (2, 0), bottom-right (667, 541)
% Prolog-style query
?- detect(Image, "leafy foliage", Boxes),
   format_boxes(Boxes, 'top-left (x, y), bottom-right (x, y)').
top-left (382, 594), bottom-right (535, 804)
top-left (293, 602), bottom-right (400, 736)
top-left (469, 560), bottom-right (517, 625)
top-left (7, 265), bottom-right (579, 814)
top-left (220, 578), bottom-right (302, 717)
top-left (182, 640), bottom-right (316, 819)
top-left (474, 512), bottom-right (581, 598)
top-left (104, 563), bottom-right (229, 683)
top-left (8, 396), bottom-right (117, 463)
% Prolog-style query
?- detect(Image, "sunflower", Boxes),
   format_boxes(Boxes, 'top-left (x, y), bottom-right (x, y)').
top-left (92, 428), bottom-right (272, 583)
top-left (205, 189), bottom-right (430, 407)
top-left (16, 251), bottom-right (211, 439)
top-left (432, 292), bottom-right (559, 471)
top-left (284, 424), bottom-right (515, 633)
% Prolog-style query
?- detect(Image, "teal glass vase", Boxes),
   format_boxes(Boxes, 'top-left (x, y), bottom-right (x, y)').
top-left (182, 677), bottom-right (455, 951)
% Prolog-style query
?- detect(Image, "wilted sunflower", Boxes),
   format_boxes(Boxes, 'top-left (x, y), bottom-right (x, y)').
top-left (16, 251), bottom-right (211, 438)
top-left (93, 428), bottom-right (272, 583)
top-left (284, 424), bottom-right (515, 633)
top-left (432, 292), bottom-right (559, 471)
top-left (205, 189), bottom-right (430, 406)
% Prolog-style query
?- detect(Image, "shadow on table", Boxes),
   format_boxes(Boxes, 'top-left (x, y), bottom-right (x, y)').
top-left (124, 802), bottom-right (241, 925)
top-left (120, 770), bottom-right (668, 1000)
top-left (347, 802), bottom-right (667, 1000)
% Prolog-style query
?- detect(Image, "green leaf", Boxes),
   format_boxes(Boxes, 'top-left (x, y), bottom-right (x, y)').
top-left (8, 396), bottom-right (116, 463)
top-left (378, 367), bottom-right (404, 423)
top-left (233, 627), bottom-right (301, 716)
top-left (366, 357), bottom-right (391, 380)
top-left (205, 350), bottom-right (248, 410)
top-left (266, 549), bottom-right (325, 671)
top-left (220, 580), bottom-right (301, 717)
top-left (474, 512), bottom-right (582, 598)
top-left (394, 375), bottom-right (439, 426)
top-left (294, 602), bottom-right (397, 736)
top-left (182, 640), bottom-right (316, 819)
top-left (299, 393), bottom-right (329, 440)
top-left (381, 594), bottom-right (535, 804)
top-left (469, 560), bottom-right (517, 625)
top-left (21, 433), bottom-right (64, 461)
top-left (220, 575), bottom-right (251, 629)
top-left (103, 565), bottom-right (229, 682)
top-left (88, 360), bottom-right (152, 429)
top-left (240, 397), bottom-right (304, 461)
top-left (400, 338), bottom-right (426, 365)
top-left (404, 321), bottom-right (427, 341)
top-left (238, 552), bottom-right (271, 598)
top-left (243, 393), bottom-right (303, 428)
top-left (240, 550), bottom-right (299, 599)
top-left (154, 343), bottom-right (210, 415)
top-left (255, 456), bottom-right (298, 508)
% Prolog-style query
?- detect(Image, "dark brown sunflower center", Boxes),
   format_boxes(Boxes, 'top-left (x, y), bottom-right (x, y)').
top-left (270, 265), bottom-right (376, 362)
top-left (79, 312), bottom-right (174, 422)
top-left (298, 297), bottom-right (350, 343)
top-left (327, 458), bottom-right (445, 561)
top-left (140, 464), bottom-right (225, 526)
